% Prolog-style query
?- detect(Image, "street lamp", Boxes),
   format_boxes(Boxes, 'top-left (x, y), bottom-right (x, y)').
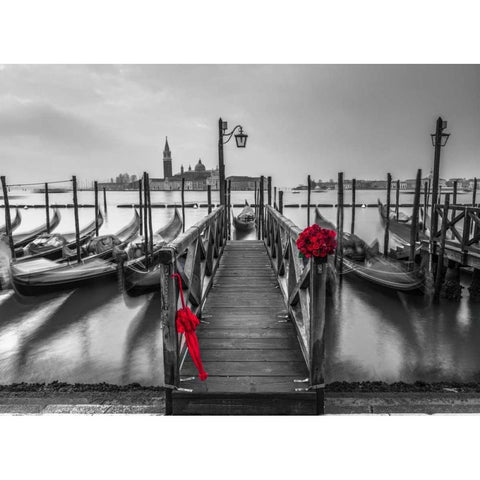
top-left (430, 116), bottom-right (450, 238)
top-left (218, 117), bottom-right (248, 205)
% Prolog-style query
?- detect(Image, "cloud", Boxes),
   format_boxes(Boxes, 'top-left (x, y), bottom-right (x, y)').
top-left (0, 100), bottom-right (116, 152)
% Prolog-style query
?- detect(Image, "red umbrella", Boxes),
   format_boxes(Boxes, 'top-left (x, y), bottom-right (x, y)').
top-left (171, 273), bottom-right (208, 381)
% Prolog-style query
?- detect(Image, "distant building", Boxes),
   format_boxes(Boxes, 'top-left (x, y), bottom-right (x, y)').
top-left (150, 138), bottom-right (220, 191)
top-left (227, 176), bottom-right (261, 191)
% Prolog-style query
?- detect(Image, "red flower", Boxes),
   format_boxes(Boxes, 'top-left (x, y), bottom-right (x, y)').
top-left (296, 224), bottom-right (337, 258)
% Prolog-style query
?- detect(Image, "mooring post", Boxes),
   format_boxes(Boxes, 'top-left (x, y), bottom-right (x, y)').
top-left (0, 176), bottom-right (15, 258)
top-left (409, 169), bottom-right (422, 267)
top-left (384, 173), bottom-right (392, 257)
top-left (274, 186), bottom-right (277, 209)
top-left (473, 177), bottom-right (477, 207)
top-left (267, 176), bottom-right (272, 207)
top-left (351, 178), bottom-right (356, 234)
top-left (44, 182), bottom-right (50, 234)
top-left (147, 173), bottom-right (154, 256)
top-left (259, 176), bottom-right (265, 240)
top-left (103, 187), bottom-right (107, 215)
top-left (423, 180), bottom-right (428, 233)
top-left (307, 174), bottom-right (311, 226)
top-left (395, 179), bottom-right (400, 221)
top-left (181, 177), bottom-right (185, 233)
top-left (72, 175), bottom-right (81, 263)
top-left (207, 185), bottom-right (212, 214)
top-left (143, 172), bottom-right (149, 269)
top-left (158, 248), bottom-right (179, 414)
top-left (309, 255), bottom-right (328, 415)
top-left (94, 180), bottom-right (99, 236)
top-left (434, 194), bottom-right (450, 303)
top-left (227, 179), bottom-right (232, 240)
top-left (279, 190), bottom-right (284, 215)
top-left (336, 172), bottom-right (344, 272)
top-left (138, 178), bottom-right (143, 236)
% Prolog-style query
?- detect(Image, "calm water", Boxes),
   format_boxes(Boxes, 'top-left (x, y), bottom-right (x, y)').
top-left (1, 188), bottom-right (479, 385)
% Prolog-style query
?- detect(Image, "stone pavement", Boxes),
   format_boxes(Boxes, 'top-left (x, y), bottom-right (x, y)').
top-left (1, 389), bottom-right (480, 414)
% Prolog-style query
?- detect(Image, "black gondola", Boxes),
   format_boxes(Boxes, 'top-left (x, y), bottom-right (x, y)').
top-left (12, 208), bottom-right (61, 249)
top-left (0, 208), bottom-right (22, 235)
top-left (10, 210), bottom-right (140, 295)
top-left (121, 208), bottom-right (183, 296)
top-left (316, 208), bottom-right (423, 292)
top-left (232, 202), bottom-right (255, 232)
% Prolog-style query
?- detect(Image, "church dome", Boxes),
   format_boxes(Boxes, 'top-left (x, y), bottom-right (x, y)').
top-left (194, 159), bottom-right (206, 172)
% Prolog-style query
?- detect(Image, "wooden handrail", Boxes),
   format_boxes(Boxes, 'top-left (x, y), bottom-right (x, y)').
top-left (263, 205), bottom-right (329, 390)
top-left (158, 206), bottom-right (227, 409)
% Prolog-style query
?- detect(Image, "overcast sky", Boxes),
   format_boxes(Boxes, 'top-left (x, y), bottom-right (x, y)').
top-left (1, 64), bottom-right (479, 187)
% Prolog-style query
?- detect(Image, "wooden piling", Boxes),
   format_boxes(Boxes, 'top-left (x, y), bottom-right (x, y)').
top-left (94, 180), bottom-right (99, 236)
top-left (227, 179), bottom-right (232, 239)
top-left (72, 176), bottom-right (81, 263)
top-left (351, 178), bottom-right (356, 234)
top-left (138, 178), bottom-right (143, 236)
top-left (181, 177), bottom-right (185, 233)
top-left (422, 181), bottom-right (428, 233)
top-left (274, 186), bottom-right (277, 209)
top-left (143, 172), bottom-right (149, 268)
top-left (279, 190), bottom-right (284, 215)
top-left (409, 169), bottom-right (422, 266)
top-left (267, 176), bottom-right (272, 207)
top-left (309, 256), bottom-right (327, 415)
top-left (146, 173), bottom-right (154, 256)
top-left (434, 194), bottom-right (450, 303)
top-left (383, 173), bottom-right (392, 257)
top-left (473, 177), bottom-right (477, 206)
top-left (336, 172), bottom-right (344, 272)
top-left (395, 179), bottom-right (400, 221)
top-left (258, 176), bottom-right (265, 240)
top-left (307, 175), bottom-right (311, 226)
top-left (0, 176), bottom-right (15, 258)
top-left (44, 182), bottom-right (50, 234)
top-left (207, 185), bottom-right (212, 214)
top-left (103, 187), bottom-right (107, 214)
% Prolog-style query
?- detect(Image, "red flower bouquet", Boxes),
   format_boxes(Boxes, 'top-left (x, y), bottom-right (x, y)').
top-left (296, 224), bottom-right (337, 259)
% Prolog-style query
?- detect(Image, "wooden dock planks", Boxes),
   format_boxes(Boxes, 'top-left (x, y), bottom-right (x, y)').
top-left (172, 240), bottom-right (317, 415)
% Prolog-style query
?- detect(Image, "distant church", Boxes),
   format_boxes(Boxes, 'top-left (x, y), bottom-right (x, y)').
top-left (150, 138), bottom-right (220, 191)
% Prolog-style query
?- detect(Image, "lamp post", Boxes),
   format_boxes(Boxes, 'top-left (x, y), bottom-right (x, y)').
top-left (218, 117), bottom-right (248, 206)
top-left (430, 116), bottom-right (450, 237)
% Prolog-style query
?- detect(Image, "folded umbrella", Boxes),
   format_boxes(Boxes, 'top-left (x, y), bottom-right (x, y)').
top-left (171, 273), bottom-right (208, 381)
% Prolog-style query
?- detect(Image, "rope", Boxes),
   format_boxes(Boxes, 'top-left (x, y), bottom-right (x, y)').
top-left (6, 179), bottom-right (73, 187)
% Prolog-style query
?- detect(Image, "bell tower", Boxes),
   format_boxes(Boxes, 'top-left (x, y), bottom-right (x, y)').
top-left (163, 137), bottom-right (172, 178)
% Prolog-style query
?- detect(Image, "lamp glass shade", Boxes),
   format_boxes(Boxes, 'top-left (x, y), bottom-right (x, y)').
top-left (235, 132), bottom-right (248, 148)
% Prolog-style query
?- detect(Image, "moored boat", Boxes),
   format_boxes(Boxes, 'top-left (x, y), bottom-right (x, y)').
top-left (10, 210), bottom-right (140, 295)
top-left (12, 208), bottom-right (61, 249)
top-left (377, 199), bottom-right (427, 247)
top-left (0, 208), bottom-right (22, 235)
top-left (232, 202), bottom-right (255, 232)
top-left (121, 208), bottom-right (183, 296)
top-left (16, 209), bottom-right (104, 262)
top-left (315, 208), bottom-right (423, 292)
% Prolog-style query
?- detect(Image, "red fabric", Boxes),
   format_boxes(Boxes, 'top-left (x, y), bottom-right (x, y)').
top-left (171, 273), bottom-right (208, 381)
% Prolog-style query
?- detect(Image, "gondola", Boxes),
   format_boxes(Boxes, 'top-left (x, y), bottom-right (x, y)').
top-left (232, 202), bottom-right (255, 232)
top-left (10, 210), bottom-right (140, 295)
top-left (121, 208), bottom-right (183, 296)
top-left (315, 208), bottom-right (423, 292)
top-left (15, 209), bottom-right (104, 262)
top-left (12, 208), bottom-right (61, 249)
top-left (0, 208), bottom-right (22, 235)
top-left (377, 199), bottom-right (427, 247)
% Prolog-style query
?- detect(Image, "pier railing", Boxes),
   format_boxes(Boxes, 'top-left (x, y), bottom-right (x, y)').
top-left (263, 205), bottom-right (328, 390)
top-left (428, 204), bottom-right (480, 261)
top-left (157, 206), bottom-right (227, 396)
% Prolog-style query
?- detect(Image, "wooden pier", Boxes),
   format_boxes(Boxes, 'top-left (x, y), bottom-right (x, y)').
top-left (157, 204), bottom-right (326, 415)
